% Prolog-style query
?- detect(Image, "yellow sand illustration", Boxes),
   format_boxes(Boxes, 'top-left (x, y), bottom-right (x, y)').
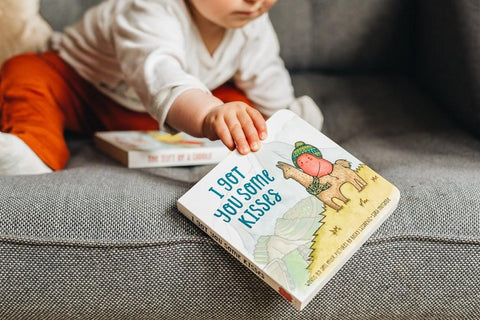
top-left (308, 165), bottom-right (393, 283)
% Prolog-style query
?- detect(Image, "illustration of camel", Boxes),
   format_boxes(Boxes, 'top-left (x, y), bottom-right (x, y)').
top-left (276, 160), bottom-right (367, 211)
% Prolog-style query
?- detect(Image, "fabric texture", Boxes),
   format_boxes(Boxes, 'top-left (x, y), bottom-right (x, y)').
top-left (0, 51), bottom-right (253, 171)
top-left (269, 0), bottom-right (413, 73)
top-left (40, 0), bottom-right (414, 73)
top-left (415, 0), bottom-right (480, 137)
top-left (1, 240), bottom-right (478, 319)
top-left (0, 0), bottom-right (479, 318)
top-left (56, 0), bottom-right (295, 130)
top-left (1, 75), bottom-right (480, 319)
top-left (0, 51), bottom-right (158, 170)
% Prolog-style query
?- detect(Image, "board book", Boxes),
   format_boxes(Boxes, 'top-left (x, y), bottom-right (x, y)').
top-left (176, 109), bottom-right (400, 310)
top-left (94, 131), bottom-right (230, 168)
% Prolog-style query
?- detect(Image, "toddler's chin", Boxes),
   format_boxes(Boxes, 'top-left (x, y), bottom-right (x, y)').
top-left (225, 14), bottom-right (263, 29)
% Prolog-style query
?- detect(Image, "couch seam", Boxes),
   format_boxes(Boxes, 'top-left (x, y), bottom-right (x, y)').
top-left (0, 234), bottom-right (478, 249)
top-left (0, 235), bottom-right (217, 249)
top-left (365, 235), bottom-right (480, 246)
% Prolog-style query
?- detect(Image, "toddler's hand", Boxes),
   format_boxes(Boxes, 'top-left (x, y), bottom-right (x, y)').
top-left (202, 102), bottom-right (267, 154)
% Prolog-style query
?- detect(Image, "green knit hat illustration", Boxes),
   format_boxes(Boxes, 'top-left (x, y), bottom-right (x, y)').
top-left (291, 141), bottom-right (322, 168)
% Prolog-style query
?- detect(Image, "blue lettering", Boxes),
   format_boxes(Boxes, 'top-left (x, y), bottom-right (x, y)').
top-left (214, 208), bottom-right (231, 223)
top-left (268, 189), bottom-right (282, 202)
top-left (238, 215), bottom-right (257, 229)
top-left (254, 198), bottom-right (271, 211)
top-left (236, 188), bottom-right (252, 201)
top-left (262, 169), bottom-right (275, 182)
top-left (208, 187), bottom-right (224, 199)
top-left (227, 195), bottom-right (243, 209)
top-left (248, 203), bottom-right (265, 217)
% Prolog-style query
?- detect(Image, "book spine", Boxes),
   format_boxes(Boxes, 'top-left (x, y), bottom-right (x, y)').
top-left (94, 135), bottom-right (129, 167)
top-left (177, 202), bottom-right (303, 310)
top-left (128, 147), bottom-right (229, 168)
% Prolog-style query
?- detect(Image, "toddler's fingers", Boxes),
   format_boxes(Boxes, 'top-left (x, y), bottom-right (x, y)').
top-left (247, 107), bottom-right (268, 140)
top-left (214, 120), bottom-right (235, 151)
top-left (238, 111), bottom-right (261, 152)
top-left (225, 117), bottom-right (249, 155)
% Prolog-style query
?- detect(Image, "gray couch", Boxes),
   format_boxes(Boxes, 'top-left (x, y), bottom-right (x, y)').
top-left (1, 0), bottom-right (480, 319)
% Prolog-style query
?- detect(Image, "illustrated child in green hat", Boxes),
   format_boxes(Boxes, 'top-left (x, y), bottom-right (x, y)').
top-left (292, 141), bottom-right (333, 178)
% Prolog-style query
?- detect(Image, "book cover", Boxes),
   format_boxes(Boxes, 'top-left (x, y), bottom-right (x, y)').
top-left (94, 131), bottom-right (230, 168)
top-left (177, 110), bottom-right (400, 310)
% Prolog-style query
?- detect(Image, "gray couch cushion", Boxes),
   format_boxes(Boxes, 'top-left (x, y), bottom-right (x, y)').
top-left (40, 0), bottom-right (413, 73)
top-left (40, 0), bottom-right (99, 31)
top-left (1, 238), bottom-right (478, 319)
top-left (271, 0), bottom-right (412, 72)
top-left (2, 0), bottom-right (479, 318)
top-left (1, 75), bottom-right (479, 318)
top-left (416, 0), bottom-right (480, 137)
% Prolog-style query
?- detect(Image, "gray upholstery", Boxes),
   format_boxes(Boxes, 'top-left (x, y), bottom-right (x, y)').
top-left (415, 0), bottom-right (480, 137)
top-left (271, 0), bottom-right (413, 72)
top-left (39, 0), bottom-right (99, 31)
top-left (1, 0), bottom-right (480, 319)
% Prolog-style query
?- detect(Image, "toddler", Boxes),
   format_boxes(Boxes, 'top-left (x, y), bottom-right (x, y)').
top-left (0, 0), bottom-right (323, 175)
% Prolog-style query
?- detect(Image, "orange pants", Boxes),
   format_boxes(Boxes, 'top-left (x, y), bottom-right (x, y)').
top-left (0, 51), bottom-right (252, 171)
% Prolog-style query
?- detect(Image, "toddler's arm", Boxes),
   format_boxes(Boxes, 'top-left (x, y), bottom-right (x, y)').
top-left (166, 89), bottom-right (267, 155)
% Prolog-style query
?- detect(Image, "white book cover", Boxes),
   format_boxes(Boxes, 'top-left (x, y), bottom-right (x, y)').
top-left (177, 110), bottom-right (400, 310)
top-left (94, 131), bottom-right (230, 168)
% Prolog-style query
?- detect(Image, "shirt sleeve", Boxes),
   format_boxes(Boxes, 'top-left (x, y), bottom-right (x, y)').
top-left (233, 15), bottom-right (295, 116)
top-left (111, 0), bottom-right (210, 131)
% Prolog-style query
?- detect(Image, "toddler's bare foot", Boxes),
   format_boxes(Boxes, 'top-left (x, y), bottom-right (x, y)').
top-left (0, 133), bottom-right (53, 175)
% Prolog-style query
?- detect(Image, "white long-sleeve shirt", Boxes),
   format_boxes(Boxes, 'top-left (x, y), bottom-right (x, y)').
top-left (56, 0), bottom-right (295, 131)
